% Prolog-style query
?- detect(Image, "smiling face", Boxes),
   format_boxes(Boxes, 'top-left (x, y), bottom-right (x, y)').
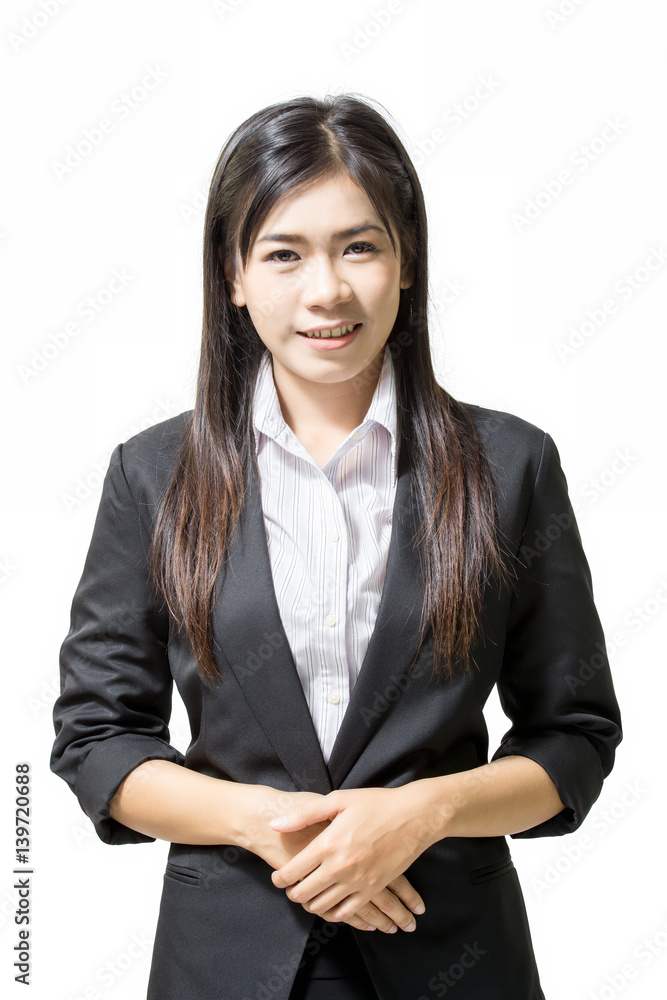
top-left (225, 171), bottom-right (412, 393)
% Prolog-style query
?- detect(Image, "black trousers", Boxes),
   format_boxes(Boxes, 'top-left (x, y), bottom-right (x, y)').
top-left (288, 915), bottom-right (380, 1000)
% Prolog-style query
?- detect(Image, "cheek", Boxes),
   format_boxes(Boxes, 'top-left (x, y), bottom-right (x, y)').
top-left (244, 278), bottom-right (291, 330)
top-left (364, 265), bottom-right (403, 305)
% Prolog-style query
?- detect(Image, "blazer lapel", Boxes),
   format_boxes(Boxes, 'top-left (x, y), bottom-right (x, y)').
top-left (211, 451), bottom-right (333, 795)
top-left (212, 443), bottom-right (426, 795)
top-left (326, 444), bottom-right (426, 788)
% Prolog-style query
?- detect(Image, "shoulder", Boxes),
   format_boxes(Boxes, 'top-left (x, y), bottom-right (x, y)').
top-left (460, 400), bottom-right (546, 450)
top-left (457, 401), bottom-right (571, 540)
top-left (458, 400), bottom-right (554, 489)
top-left (121, 409), bottom-right (192, 457)
top-left (113, 410), bottom-right (193, 495)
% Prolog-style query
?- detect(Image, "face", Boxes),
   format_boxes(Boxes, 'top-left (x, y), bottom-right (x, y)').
top-left (225, 172), bottom-right (412, 392)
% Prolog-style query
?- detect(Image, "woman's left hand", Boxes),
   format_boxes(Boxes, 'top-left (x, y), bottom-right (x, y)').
top-left (268, 786), bottom-right (430, 923)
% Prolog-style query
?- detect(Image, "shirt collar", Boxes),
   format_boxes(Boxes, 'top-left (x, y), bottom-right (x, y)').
top-left (253, 343), bottom-right (399, 482)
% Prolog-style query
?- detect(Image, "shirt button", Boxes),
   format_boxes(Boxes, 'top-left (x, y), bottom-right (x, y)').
top-left (325, 613), bottom-right (337, 627)
top-left (328, 691), bottom-right (341, 705)
top-left (387, 514), bottom-right (393, 524)
top-left (351, 430), bottom-right (362, 440)
top-left (327, 530), bottom-right (339, 542)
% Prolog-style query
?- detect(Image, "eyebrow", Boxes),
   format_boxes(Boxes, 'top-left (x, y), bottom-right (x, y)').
top-left (255, 223), bottom-right (388, 245)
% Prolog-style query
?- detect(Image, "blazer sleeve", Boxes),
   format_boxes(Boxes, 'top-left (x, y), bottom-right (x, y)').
top-left (50, 441), bottom-right (186, 846)
top-left (490, 430), bottom-right (623, 837)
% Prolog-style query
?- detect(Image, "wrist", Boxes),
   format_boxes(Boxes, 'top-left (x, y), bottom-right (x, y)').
top-left (225, 783), bottom-right (308, 853)
top-left (217, 781), bottom-right (271, 850)
top-left (400, 776), bottom-right (459, 849)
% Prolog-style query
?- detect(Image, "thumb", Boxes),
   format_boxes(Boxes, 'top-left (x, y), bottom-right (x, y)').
top-left (269, 799), bottom-right (336, 832)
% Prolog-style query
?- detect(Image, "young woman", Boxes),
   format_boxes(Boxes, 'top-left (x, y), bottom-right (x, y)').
top-left (50, 94), bottom-right (623, 1000)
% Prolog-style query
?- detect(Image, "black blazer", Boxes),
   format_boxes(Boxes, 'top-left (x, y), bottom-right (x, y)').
top-left (50, 402), bottom-right (622, 1000)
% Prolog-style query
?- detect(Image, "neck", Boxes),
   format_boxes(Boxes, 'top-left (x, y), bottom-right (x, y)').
top-left (271, 350), bottom-right (385, 438)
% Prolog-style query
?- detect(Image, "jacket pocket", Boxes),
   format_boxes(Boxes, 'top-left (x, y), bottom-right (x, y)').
top-left (164, 861), bottom-right (202, 886)
top-left (469, 857), bottom-right (515, 885)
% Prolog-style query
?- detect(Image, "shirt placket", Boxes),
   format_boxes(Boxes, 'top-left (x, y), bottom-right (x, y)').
top-left (314, 455), bottom-right (350, 762)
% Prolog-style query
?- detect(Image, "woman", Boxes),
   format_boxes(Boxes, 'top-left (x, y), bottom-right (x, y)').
top-left (50, 94), bottom-right (623, 1000)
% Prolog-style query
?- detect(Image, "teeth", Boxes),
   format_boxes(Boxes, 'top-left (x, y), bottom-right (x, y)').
top-left (302, 324), bottom-right (357, 339)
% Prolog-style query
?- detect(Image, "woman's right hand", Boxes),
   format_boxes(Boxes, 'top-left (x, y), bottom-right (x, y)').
top-left (237, 784), bottom-right (424, 934)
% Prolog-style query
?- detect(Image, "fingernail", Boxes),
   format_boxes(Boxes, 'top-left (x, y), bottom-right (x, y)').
top-left (270, 816), bottom-right (288, 827)
top-left (388, 924), bottom-right (397, 933)
top-left (405, 920), bottom-right (417, 932)
top-left (413, 903), bottom-right (425, 914)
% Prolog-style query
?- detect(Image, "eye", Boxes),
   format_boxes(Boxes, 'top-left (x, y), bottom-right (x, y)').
top-left (264, 242), bottom-right (379, 263)
top-left (346, 241), bottom-right (378, 255)
top-left (265, 249), bottom-right (298, 263)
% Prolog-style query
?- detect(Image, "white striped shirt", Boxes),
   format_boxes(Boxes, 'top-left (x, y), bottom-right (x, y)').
top-left (252, 344), bottom-right (399, 763)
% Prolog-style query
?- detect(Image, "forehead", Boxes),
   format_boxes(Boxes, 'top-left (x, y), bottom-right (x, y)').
top-left (253, 173), bottom-right (384, 241)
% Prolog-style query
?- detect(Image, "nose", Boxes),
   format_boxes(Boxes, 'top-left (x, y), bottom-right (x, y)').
top-left (299, 254), bottom-right (353, 310)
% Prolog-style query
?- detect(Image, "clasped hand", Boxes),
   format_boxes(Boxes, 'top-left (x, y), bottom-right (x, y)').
top-left (250, 786), bottom-right (428, 934)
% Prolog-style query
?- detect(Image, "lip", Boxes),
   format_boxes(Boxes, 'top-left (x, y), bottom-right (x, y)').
top-left (297, 323), bottom-right (362, 351)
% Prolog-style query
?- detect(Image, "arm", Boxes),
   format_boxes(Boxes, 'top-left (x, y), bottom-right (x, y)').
top-left (50, 441), bottom-right (187, 846)
top-left (110, 759), bottom-right (424, 932)
top-left (265, 762), bottom-right (563, 915)
top-left (108, 759), bottom-right (286, 846)
top-left (395, 755), bottom-right (566, 848)
top-left (51, 441), bottom-right (314, 852)
top-left (401, 428), bottom-right (622, 845)
top-left (51, 442), bottom-right (421, 931)
top-left (269, 429), bottom-right (623, 916)
top-left (487, 430), bottom-right (623, 837)
top-left (109, 758), bottom-right (334, 854)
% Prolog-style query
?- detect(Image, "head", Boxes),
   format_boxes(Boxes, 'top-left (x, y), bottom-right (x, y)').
top-left (200, 93), bottom-right (430, 424)
top-left (224, 170), bottom-right (413, 394)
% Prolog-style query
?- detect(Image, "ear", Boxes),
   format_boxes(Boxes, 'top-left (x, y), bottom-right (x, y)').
top-left (223, 254), bottom-right (246, 307)
top-left (400, 254), bottom-right (414, 290)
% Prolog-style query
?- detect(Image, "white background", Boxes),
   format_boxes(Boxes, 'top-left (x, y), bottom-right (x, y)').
top-left (2, 1), bottom-right (665, 998)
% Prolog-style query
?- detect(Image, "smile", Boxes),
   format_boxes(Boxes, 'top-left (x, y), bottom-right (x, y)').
top-left (297, 323), bottom-right (360, 339)
top-left (296, 323), bottom-right (362, 351)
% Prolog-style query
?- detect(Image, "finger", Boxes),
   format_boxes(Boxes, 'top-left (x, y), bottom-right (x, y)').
top-left (365, 888), bottom-right (418, 932)
top-left (269, 799), bottom-right (335, 834)
top-left (351, 900), bottom-right (400, 934)
top-left (340, 913), bottom-right (377, 932)
top-left (318, 898), bottom-right (393, 934)
top-left (284, 867), bottom-right (331, 902)
top-left (290, 879), bottom-right (347, 912)
top-left (312, 887), bottom-right (418, 934)
top-left (272, 857), bottom-right (320, 890)
top-left (320, 893), bottom-right (400, 934)
top-left (384, 873), bottom-right (426, 914)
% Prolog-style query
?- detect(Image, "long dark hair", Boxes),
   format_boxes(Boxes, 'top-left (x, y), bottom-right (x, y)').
top-left (150, 93), bottom-right (514, 686)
